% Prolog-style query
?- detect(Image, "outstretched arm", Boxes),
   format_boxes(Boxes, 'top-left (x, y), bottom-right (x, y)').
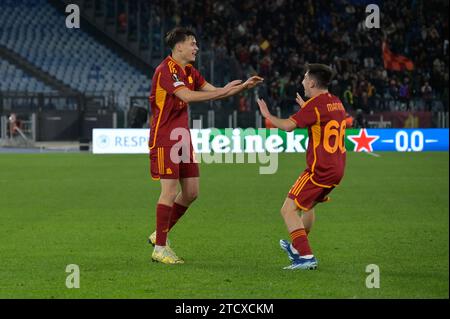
top-left (256, 98), bottom-right (297, 132)
top-left (199, 80), bottom-right (242, 92)
top-left (174, 81), bottom-right (242, 103)
top-left (200, 76), bottom-right (264, 98)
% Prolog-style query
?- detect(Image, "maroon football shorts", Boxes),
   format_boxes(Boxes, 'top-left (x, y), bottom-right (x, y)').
top-left (150, 143), bottom-right (199, 180)
top-left (287, 170), bottom-right (334, 211)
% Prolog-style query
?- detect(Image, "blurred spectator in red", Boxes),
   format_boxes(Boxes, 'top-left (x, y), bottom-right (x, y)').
top-left (118, 12), bottom-right (127, 31)
top-left (8, 113), bottom-right (21, 137)
top-left (345, 112), bottom-right (354, 128)
top-left (239, 94), bottom-right (250, 112)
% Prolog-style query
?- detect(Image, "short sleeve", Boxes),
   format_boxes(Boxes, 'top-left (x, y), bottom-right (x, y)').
top-left (289, 105), bottom-right (318, 128)
top-left (192, 67), bottom-right (206, 91)
top-left (158, 67), bottom-right (186, 95)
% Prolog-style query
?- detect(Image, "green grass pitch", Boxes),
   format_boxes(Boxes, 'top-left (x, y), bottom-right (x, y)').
top-left (0, 152), bottom-right (448, 298)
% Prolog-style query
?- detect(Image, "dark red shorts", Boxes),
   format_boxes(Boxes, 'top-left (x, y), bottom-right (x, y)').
top-left (150, 144), bottom-right (199, 180)
top-left (287, 170), bottom-right (334, 211)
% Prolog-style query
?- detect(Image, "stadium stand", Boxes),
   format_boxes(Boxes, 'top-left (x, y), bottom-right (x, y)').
top-left (151, 0), bottom-right (448, 115)
top-left (64, 0), bottom-right (447, 121)
top-left (0, 58), bottom-right (56, 93)
top-left (0, 0), bottom-right (448, 137)
top-left (0, 0), bottom-right (151, 109)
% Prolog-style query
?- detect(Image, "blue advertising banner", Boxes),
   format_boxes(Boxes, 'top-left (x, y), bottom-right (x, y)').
top-left (92, 128), bottom-right (449, 154)
top-left (346, 129), bottom-right (448, 152)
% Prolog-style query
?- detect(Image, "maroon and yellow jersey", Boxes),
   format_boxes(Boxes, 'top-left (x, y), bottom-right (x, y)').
top-left (148, 56), bottom-right (206, 149)
top-left (289, 92), bottom-right (347, 187)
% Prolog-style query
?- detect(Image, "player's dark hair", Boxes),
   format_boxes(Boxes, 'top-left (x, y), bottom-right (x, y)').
top-left (165, 27), bottom-right (197, 50)
top-left (305, 63), bottom-right (335, 89)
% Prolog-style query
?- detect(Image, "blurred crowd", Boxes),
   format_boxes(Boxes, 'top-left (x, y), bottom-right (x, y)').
top-left (147, 0), bottom-right (448, 114)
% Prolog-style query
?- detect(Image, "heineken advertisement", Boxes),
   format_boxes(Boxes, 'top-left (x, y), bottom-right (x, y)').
top-left (92, 128), bottom-right (449, 154)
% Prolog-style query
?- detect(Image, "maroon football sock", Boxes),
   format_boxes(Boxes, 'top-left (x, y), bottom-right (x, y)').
top-left (156, 204), bottom-right (172, 246)
top-left (168, 203), bottom-right (188, 231)
top-left (290, 228), bottom-right (313, 256)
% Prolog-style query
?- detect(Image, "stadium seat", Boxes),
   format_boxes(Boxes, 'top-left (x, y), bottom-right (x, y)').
top-left (0, 0), bottom-right (151, 109)
top-left (0, 58), bottom-right (56, 93)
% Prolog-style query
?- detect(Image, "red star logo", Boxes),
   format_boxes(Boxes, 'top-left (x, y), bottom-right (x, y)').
top-left (347, 129), bottom-right (379, 152)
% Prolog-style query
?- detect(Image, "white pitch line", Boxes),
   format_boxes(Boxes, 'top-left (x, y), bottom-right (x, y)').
top-left (363, 151), bottom-right (381, 157)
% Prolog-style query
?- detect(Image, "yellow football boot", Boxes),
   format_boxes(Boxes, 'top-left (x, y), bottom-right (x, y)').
top-left (151, 247), bottom-right (184, 264)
